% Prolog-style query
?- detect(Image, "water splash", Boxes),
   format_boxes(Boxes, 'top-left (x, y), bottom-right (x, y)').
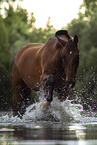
top-left (22, 89), bottom-right (84, 122)
top-left (0, 90), bottom-right (97, 126)
top-left (23, 97), bottom-right (75, 122)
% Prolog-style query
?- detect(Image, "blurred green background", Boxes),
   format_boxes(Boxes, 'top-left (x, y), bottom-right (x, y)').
top-left (0, 0), bottom-right (97, 111)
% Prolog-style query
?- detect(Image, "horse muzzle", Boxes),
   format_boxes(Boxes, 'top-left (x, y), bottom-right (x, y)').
top-left (65, 80), bottom-right (75, 89)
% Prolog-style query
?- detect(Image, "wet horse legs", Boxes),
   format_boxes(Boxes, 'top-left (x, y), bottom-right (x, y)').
top-left (45, 75), bottom-right (55, 102)
top-left (12, 62), bottom-right (31, 117)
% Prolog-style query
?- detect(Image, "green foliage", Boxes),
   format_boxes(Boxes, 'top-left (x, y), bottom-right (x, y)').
top-left (81, 0), bottom-right (97, 17)
top-left (29, 17), bottom-right (56, 44)
top-left (0, 16), bottom-right (9, 52)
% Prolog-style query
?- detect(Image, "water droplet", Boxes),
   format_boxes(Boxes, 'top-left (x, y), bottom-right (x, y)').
top-left (70, 51), bottom-right (72, 55)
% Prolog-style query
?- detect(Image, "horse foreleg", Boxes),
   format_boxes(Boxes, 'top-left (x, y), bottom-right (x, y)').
top-left (41, 75), bottom-right (55, 109)
top-left (45, 75), bottom-right (55, 102)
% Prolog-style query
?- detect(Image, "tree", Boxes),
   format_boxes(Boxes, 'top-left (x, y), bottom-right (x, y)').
top-left (29, 17), bottom-right (56, 44)
top-left (0, 3), bottom-right (33, 110)
top-left (0, 16), bottom-right (9, 52)
top-left (0, 15), bottom-right (12, 110)
top-left (80, 0), bottom-right (97, 17)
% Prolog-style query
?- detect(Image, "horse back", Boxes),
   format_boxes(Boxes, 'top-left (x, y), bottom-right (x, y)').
top-left (16, 43), bottom-right (43, 62)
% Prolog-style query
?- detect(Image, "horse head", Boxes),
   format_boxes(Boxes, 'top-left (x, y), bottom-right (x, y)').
top-left (55, 30), bottom-right (79, 89)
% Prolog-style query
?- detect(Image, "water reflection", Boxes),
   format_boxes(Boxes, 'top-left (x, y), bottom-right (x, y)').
top-left (14, 125), bottom-right (77, 140)
top-left (0, 123), bottom-right (97, 145)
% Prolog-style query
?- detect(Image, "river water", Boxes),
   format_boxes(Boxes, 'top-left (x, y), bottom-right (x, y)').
top-left (0, 93), bottom-right (97, 145)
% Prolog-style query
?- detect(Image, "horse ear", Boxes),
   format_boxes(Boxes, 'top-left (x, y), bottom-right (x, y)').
top-left (56, 35), bottom-right (68, 46)
top-left (74, 35), bottom-right (78, 44)
top-left (55, 30), bottom-right (70, 46)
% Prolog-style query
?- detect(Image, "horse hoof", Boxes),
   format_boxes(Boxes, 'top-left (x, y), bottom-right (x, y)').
top-left (41, 100), bottom-right (50, 109)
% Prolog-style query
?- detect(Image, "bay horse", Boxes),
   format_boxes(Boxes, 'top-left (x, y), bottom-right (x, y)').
top-left (12, 30), bottom-right (79, 116)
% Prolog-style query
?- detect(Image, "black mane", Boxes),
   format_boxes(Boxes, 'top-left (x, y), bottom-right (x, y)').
top-left (55, 30), bottom-right (70, 39)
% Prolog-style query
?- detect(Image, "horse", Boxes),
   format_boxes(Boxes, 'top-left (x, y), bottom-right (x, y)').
top-left (12, 30), bottom-right (79, 116)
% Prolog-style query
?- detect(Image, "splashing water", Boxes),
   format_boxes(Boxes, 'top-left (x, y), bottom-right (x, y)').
top-left (0, 89), bottom-right (97, 126)
top-left (23, 97), bottom-right (82, 122)
top-left (21, 89), bottom-right (83, 123)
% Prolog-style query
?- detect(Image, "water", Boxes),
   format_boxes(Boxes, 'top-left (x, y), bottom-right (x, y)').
top-left (0, 92), bottom-right (97, 145)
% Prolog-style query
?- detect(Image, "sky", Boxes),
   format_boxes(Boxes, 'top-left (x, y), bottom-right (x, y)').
top-left (20, 0), bottom-right (84, 29)
top-left (2, 0), bottom-right (84, 29)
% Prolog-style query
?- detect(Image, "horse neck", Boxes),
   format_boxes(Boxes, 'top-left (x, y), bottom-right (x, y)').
top-left (43, 36), bottom-right (62, 53)
top-left (41, 37), bottom-right (63, 70)
top-left (43, 42), bottom-right (58, 60)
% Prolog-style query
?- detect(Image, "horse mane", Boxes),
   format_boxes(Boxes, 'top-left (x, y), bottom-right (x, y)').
top-left (55, 30), bottom-right (70, 40)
